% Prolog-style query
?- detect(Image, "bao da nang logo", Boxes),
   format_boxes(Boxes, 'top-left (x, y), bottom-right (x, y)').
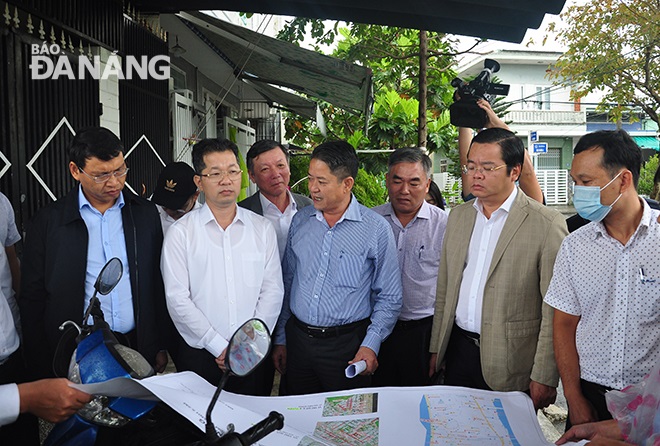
top-left (30, 43), bottom-right (170, 80)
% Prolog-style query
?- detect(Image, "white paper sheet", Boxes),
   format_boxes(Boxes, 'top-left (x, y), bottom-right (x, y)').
top-left (345, 360), bottom-right (367, 378)
top-left (71, 372), bottom-right (589, 446)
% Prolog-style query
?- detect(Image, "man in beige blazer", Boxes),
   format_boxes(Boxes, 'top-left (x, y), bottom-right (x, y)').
top-left (429, 128), bottom-right (567, 410)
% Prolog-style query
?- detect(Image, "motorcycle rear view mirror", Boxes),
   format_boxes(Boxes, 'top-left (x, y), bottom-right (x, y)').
top-left (200, 318), bottom-right (272, 444)
top-left (95, 257), bottom-right (123, 295)
top-left (226, 318), bottom-right (271, 377)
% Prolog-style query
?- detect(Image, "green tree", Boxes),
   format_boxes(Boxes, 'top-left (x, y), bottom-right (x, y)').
top-left (288, 152), bottom-right (388, 207)
top-left (639, 154), bottom-right (659, 196)
top-left (352, 168), bottom-right (388, 207)
top-left (278, 21), bottom-right (459, 153)
top-left (547, 0), bottom-right (660, 125)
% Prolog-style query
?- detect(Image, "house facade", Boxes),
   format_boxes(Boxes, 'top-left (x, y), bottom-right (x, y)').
top-left (457, 49), bottom-right (658, 204)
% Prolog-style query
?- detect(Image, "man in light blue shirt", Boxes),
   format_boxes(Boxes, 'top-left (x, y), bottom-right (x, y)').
top-left (20, 127), bottom-right (170, 381)
top-left (372, 148), bottom-right (448, 387)
top-left (273, 140), bottom-right (402, 394)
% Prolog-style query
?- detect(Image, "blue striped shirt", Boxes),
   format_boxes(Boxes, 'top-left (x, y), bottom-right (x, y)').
top-left (275, 195), bottom-right (402, 354)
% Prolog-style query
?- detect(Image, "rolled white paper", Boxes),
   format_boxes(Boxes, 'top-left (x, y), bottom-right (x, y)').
top-left (345, 360), bottom-right (367, 378)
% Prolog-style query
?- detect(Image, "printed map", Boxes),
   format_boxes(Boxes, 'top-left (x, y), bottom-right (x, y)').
top-left (420, 394), bottom-right (521, 445)
top-left (314, 418), bottom-right (379, 446)
top-left (321, 393), bottom-right (378, 417)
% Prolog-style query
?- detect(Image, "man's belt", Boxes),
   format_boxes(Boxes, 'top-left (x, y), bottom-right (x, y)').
top-left (394, 315), bottom-right (433, 331)
top-left (453, 323), bottom-right (480, 348)
top-left (292, 316), bottom-right (369, 339)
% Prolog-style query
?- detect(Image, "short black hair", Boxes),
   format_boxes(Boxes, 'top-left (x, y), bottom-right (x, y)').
top-left (311, 140), bottom-right (358, 181)
top-left (470, 128), bottom-right (524, 178)
top-left (69, 127), bottom-right (123, 169)
top-left (573, 130), bottom-right (642, 187)
top-left (388, 147), bottom-right (432, 179)
top-left (246, 139), bottom-right (289, 172)
top-left (192, 138), bottom-right (239, 174)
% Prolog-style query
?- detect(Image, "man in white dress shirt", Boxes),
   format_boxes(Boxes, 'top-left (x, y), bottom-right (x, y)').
top-left (545, 130), bottom-right (660, 430)
top-left (161, 138), bottom-right (284, 396)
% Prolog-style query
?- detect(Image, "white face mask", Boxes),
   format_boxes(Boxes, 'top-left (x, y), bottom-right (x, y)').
top-left (572, 170), bottom-right (623, 222)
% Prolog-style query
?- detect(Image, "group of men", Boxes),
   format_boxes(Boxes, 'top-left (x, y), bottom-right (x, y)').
top-left (0, 117), bottom-right (658, 445)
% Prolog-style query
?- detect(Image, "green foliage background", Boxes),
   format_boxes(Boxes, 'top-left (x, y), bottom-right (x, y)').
top-left (289, 153), bottom-right (388, 207)
top-left (278, 20), bottom-right (461, 204)
top-left (547, 0), bottom-right (660, 126)
top-left (639, 154), bottom-right (659, 196)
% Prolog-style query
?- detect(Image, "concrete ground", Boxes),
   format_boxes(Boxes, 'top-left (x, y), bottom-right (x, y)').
top-left (539, 381), bottom-right (568, 442)
top-left (536, 203), bottom-right (572, 441)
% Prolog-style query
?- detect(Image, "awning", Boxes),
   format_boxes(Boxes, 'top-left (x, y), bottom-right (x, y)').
top-left (244, 80), bottom-right (317, 119)
top-left (136, 0), bottom-right (567, 44)
top-left (634, 136), bottom-right (659, 150)
top-left (176, 11), bottom-right (372, 115)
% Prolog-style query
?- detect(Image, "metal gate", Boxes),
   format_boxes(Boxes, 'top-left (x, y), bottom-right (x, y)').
top-left (120, 17), bottom-right (170, 199)
top-left (0, 31), bottom-right (99, 233)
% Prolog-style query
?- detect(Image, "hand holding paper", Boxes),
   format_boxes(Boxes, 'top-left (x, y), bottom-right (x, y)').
top-left (345, 360), bottom-right (367, 378)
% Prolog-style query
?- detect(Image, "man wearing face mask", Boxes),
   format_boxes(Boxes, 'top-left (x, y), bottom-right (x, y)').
top-left (545, 130), bottom-right (660, 430)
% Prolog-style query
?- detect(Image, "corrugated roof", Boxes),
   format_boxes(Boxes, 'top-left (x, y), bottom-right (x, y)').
top-left (634, 136), bottom-right (659, 150)
top-left (177, 11), bottom-right (372, 115)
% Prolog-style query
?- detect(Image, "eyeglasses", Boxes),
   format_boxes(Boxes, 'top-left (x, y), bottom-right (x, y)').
top-left (197, 169), bottom-right (243, 182)
top-left (78, 166), bottom-right (129, 183)
top-left (462, 164), bottom-right (507, 176)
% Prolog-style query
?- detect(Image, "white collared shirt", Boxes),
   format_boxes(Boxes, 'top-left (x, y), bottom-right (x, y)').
top-left (0, 192), bottom-right (20, 331)
top-left (545, 199), bottom-right (660, 389)
top-left (259, 190), bottom-right (298, 260)
top-left (455, 187), bottom-right (518, 333)
top-left (157, 201), bottom-right (202, 235)
top-left (0, 280), bottom-right (19, 363)
top-left (161, 204), bottom-right (284, 358)
top-left (0, 383), bottom-right (19, 426)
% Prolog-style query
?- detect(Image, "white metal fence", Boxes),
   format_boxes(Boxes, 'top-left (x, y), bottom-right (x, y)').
top-left (537, 169), bottom-right (570, 205)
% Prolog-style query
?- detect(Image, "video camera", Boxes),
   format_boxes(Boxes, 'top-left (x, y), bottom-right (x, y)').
top-left (449, 59), bottom-right (510, 129)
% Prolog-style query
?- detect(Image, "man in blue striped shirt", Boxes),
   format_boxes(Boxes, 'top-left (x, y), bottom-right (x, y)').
top-left (273, 141), bottom-right (402, 394)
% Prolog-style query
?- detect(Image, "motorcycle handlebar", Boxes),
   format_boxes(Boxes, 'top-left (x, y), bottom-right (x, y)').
top-left (237, 411), bottom-right (284, 445)
top-left (195, 411), bottom-right (284, 446)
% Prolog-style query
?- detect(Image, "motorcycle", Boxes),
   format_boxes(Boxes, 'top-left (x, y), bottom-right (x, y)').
top-left (45, 257), bottom-right (283, 445)
top-left (189, 317), bottom-right (285, 446)
top-left (45, 257), bottom-right (159, 446)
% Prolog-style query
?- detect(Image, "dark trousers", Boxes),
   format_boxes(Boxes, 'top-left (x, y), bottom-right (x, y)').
top-left (373, 316), bottom-right (433, 387)
top-left (0, 348), bottom-right (40, 446)
top-left (285, 317), bottom-right (371, 395)
top-left (443, 324), bottom-right (491, 391)
top-left (172, 336), bottom-right (273, 396)
top-left (565, 379), bottom-right (614, 431)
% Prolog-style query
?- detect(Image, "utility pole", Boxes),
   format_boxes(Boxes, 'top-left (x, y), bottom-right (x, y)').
top-left (418, 29), bottom-right (428, 148)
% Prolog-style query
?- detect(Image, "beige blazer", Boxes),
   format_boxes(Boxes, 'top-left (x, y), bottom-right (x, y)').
top-left (430, 189), bottom-right (567, 391)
